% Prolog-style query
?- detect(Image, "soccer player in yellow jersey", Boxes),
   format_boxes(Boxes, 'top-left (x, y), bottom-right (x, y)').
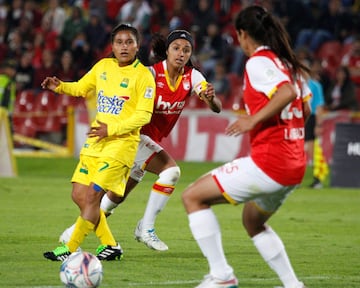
top-left (41, 24), bottom-right (155, 261)
top-left (59, 30), bottom-right (222, 253)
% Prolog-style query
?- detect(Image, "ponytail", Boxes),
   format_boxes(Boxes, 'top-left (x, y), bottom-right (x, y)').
top-left (150, 33), bottom-right (167, 64)
top-left (235, 5), bottom-right (310, 76)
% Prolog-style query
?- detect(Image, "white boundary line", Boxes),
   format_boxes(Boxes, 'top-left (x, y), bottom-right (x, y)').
top-left (25, 275), bottom-right (360, 287)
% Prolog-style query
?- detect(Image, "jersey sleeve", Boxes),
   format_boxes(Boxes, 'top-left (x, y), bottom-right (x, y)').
top-left (191, 68), bottom-right (207, 95)
top-left (246, 56), bottom-right (290, 98)
top-left (299, 75), bottom-right (312, 103)
top-left (135, 68), bottom-right (156, 113)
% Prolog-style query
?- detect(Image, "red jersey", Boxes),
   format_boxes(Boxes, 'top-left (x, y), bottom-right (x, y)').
top-left (243, 46), bottom-right (311, 185)
top-left (141, 60), bottom-right (206, 142)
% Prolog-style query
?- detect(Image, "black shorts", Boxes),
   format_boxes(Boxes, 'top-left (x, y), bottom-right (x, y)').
top-left (305, 114), bottom-right (316, 141)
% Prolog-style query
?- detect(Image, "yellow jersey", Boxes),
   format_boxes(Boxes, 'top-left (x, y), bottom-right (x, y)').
top-left (55, 58), bottom-right (155, 167)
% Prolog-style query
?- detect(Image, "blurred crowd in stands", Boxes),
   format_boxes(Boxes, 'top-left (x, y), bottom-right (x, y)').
top-left (0, 0), bottom-right (360, 143)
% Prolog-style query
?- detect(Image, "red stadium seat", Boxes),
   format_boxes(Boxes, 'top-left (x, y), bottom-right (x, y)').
top-left (56, 94), bottom-right (79, 124)
top-left (14, 89), bottom-right (35, 113)
top-left (34, 90), bottom-right (57, 111)
top-left (37, 114), bottom-right (62, 132)
top-left (13, 90), bottom-right (36, 138)
top-left (75, 97), bottom-right (90, 123)
top-left (33, 90), bottom-right (60, 132)
top-left (12, 116), bottom-right (37, 138)
top-left (316, 41), bottom-right (343, 79)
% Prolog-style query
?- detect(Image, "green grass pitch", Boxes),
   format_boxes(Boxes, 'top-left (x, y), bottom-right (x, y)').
top-left (1, 157), bottom-right (359, 287)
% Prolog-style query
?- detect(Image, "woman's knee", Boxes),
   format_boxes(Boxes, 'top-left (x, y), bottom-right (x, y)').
top-left (71, 183), bottom-right (86, 208)
top-left (181, 184), bottom-right (195, 205)
top-left (242, 202), bottom-right (270, 237)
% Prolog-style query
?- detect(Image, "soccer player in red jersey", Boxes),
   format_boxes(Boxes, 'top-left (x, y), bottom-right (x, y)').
top-left (60, 30), bottom-right (222, 251)
top-left (182, 5), bottom-right (311, 288)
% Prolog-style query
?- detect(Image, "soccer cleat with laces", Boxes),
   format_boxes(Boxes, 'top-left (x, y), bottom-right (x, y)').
top-left (43, 244), bottom-right (71, 261)
top-left (96, 243), bottom-right (123, 261)
top-left (195, 274), bottom-right (239, 288)
top-left (134, 220), bottom-right (168, 251)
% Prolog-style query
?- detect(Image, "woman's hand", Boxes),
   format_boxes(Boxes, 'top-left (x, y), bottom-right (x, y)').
top-left (41, 76), bottom-right (61, 91)
top-left (202, 82), bottom-right (222, 113)
top-left (203, 82), bottom-right (215, 102)
top-left (225, 114), bottom-right (256, 136)
top-left (87, 120), bottom-right (108, 141)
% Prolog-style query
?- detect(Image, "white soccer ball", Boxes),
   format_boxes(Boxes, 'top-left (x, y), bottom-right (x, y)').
top-left (60, 251), bottom-right (103, 288)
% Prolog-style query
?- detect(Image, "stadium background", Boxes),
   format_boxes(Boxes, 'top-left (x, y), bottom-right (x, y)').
top-left (0, 2), bottom-right (360, 287)
top-left (1, 0), bottom-right (360, 186)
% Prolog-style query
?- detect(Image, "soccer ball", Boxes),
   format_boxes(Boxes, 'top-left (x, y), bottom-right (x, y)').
top-left (60, 251), bottom-right (103, 288)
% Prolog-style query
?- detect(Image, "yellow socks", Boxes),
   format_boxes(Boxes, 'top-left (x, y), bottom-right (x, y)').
top-left (66, 210), bottom-right (116, 252)
top-left (67, 216), bottom-right (94, 252)
top-left (95, 210), bottom-right (117, 246)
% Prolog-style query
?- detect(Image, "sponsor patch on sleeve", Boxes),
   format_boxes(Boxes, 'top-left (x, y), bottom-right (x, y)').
top-left (265, 68), bottom-right (276, 80)
top-left (144, 87), bottom-right (154, 99)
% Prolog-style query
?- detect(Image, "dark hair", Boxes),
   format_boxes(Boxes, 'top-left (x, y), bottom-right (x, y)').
top-left (150, 32), bottom-right (196, 68)
top-left (111, 23), bottom-right (140, 44)
top-left (166, 30), bottom-right (194, 49)
top-left (108, 24), bottom-right (140, 59)
top-left (235, 5), bottom-right (309, 77)
top-left (150, 33), bottom-right (167, 63)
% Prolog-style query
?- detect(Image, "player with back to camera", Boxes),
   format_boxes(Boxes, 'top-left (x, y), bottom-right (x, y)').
top-left (182, 5), bottom-right (311, 288)
top-left (42, 24), bottom-right (156, 261)
top-left (59, 30), bottom-right (222, 252)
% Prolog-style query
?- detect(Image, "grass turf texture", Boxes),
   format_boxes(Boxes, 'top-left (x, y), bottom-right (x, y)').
top-left (1, 157), bottom-right (359, 288)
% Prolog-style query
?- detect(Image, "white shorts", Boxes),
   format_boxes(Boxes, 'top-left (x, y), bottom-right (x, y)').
top-left (130, 134), bottom-right (163, 182)
top-left (211, 157), bottom-right (298, 213)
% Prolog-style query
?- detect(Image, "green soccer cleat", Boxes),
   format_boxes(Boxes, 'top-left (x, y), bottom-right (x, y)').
top-left (43, 244), bottom-right (71, 261)
top-left (96, 243), bottom-right (123, 261)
